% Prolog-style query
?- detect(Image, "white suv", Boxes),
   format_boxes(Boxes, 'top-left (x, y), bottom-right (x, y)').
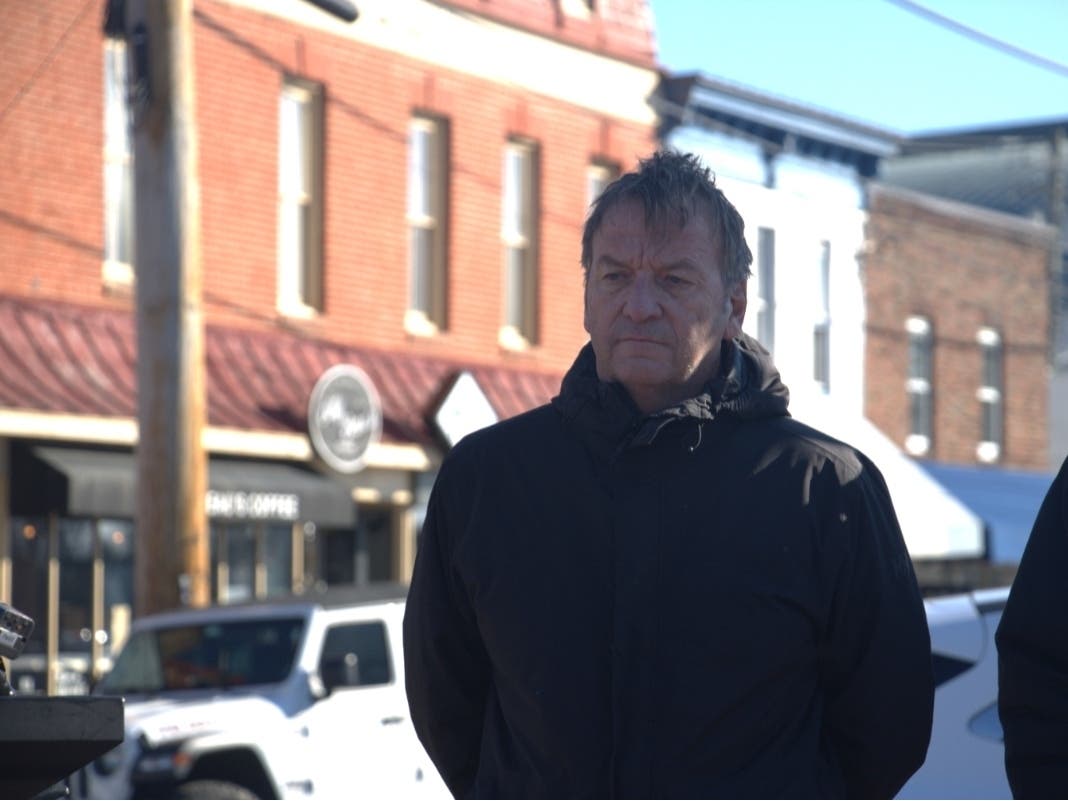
top-left (897, 586), bottom-right (1010, 799)
top-left (77, 585), bottom-right (448, 800)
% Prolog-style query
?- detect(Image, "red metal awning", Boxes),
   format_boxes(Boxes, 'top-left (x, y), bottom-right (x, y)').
top-left (0, 294), bottom-right (562, 450)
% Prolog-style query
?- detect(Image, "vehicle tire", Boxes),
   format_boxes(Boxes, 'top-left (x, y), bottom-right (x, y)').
top-left (174, 780), bottom-right (259, 799)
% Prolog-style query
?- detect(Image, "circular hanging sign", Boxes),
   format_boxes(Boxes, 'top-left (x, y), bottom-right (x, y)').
top-left (307, 364), bottom-right (382, 474)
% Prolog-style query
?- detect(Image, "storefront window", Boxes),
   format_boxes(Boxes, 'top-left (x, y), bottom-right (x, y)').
top-left (211, 522), bottom-right (294, 602)
top-left (264, 523), bottom-right (293, 598)
top-left (10, 516), bottom-right (48, 657)
top-left (212, 523), bottom-right (255, 603)
top-left (59, 519), bottom-right (94, 655)
top-left (99, 518), bottom-right (134, 655)
top-left (317, 507), bottom-right (393, 588)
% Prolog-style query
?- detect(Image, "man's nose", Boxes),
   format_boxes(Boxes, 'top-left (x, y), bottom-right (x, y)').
top-left (622, 273), bottom-right (662, 321)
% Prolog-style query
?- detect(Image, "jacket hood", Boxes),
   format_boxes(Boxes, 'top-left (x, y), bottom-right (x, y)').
top-left (552, 332), bottom-right (790, 430)
top-left (713, 332), bottom-right (791, 421)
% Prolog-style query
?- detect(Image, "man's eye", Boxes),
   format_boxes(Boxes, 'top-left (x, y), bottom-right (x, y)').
top-left (664, 274), bottom-right (689, 287)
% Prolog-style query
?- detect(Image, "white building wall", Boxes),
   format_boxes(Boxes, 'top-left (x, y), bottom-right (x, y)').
top-left (675, 136), bottom-right (868, 420)
top-left (666, 127), bottom-right (984, 559)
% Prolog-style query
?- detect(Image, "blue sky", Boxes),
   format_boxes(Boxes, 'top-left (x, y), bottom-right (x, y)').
top-left (647, 0), bottom-right (1068, 135)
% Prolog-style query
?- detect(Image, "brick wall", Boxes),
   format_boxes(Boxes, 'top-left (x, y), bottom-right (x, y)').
top-left (0, 1), bottom-right (116, 306)
top-left (864, 185), bottom-right (1053, 469)
top-left (1, 0), bottom-right (655, 378)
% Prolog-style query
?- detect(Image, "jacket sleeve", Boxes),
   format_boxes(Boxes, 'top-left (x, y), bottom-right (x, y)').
top-left (820, 458), bottom-right (934, 799)
top-left (403, 457), bottom-right (490, 799)
top-left (996, 457), bottom-right (1068, 798)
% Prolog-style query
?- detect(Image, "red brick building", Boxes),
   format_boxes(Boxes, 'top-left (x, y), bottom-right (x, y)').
top-left (864, 184), bottom-right (1055, 471)
top-left (0, 0), bottom-right (657, 690)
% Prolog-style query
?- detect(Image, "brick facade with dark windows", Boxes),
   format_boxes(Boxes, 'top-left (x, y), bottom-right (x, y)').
top-left (864, 185), bottom-right (1055, 471)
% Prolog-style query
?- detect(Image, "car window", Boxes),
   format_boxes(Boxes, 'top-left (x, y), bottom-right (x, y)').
top-left (99, 616), bottom-right (305, 693)
top-left (318, 621), bottom-right (392, 687)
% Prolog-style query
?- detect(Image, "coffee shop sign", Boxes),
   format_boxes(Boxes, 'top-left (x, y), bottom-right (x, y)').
top-left (206, 491), bottom-right (300, 521)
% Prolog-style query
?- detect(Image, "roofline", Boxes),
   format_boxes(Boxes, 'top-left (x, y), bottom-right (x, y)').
top-left (658, 71), bottom-right (902, 157)
top-left (870, 182), bottom-right (1061, 243)
top-left (902, 118), bottom-right (1068, 152)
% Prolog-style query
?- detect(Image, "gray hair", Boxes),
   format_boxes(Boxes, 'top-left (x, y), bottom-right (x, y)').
top-left (581, 150), bottom-right (753, 286)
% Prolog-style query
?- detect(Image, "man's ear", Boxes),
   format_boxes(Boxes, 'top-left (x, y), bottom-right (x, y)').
top-left (723, 279), bottom-right (747, 340)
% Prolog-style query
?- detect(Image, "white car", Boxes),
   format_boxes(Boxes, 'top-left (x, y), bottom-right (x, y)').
top-left (897, 586), bottom-right (1010, 799)
top-left (76, 585), bottom-right (448, 800)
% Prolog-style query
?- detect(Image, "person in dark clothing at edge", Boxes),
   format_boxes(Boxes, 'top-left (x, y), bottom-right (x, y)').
top-left (996, 454), bottom-right (1068, 798)
top-left (403, 150), bottom-right (933, 799)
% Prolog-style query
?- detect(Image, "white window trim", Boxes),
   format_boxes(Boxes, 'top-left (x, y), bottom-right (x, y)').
top-left (906, 316), bottom-right (931, 336)
top-left (905, 315), bottom-right (933, 455)
top-left (586, 161), bottom-right (614, 215)
top-left (905, 434), bottom-right (931, 457)
top-left (976, 326), bottom-right (1003, 463)
top-left (103, 39), bottom-right (133, 288)
top-left (976, 441), bottom-right (1001, 463)
top-left (406, 116), bottom-right (447, 337)
top-left (561, 0), bottom-right (594, 19)
top-left (500, 140), bottom-right (538, 349)
top-left (276, 80), bottom-right (322, 319)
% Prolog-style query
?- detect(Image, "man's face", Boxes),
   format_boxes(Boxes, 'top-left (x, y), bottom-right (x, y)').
top-left (584, 198), bottom-right (746, 414)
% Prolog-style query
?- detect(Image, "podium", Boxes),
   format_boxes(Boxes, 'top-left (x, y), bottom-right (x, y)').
top-left (0, 696), bottom-right (124, 798)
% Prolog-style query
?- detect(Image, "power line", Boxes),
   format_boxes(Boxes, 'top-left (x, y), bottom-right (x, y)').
top-left (881, 0), bottom-right (1068, 79)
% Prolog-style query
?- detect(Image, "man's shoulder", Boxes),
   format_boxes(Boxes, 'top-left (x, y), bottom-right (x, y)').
top-left (747, 414), bottom-right (868, 485)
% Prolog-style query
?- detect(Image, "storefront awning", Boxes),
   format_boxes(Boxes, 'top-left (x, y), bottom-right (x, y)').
top-left (15, 446), bottom-right (356, 528)
top-left (0, 294), bottom-right (561, 454)
top-left (919, 462), bottom-right (1055, 564)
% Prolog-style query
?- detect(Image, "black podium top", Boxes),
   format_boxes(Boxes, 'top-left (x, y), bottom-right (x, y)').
top-left (0, 696), bottom-right (124, 799)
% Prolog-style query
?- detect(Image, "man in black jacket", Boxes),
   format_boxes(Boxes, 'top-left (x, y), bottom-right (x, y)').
top-left (403, 150), bottom-right (933, 798)
top-left (996, 455), bottom-right (1068, 797)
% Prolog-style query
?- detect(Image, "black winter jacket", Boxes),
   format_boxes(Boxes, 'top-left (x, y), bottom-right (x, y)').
top-left (996, 455), bottom-right (1068, 798)
top-left (404, 336), bottom-right (933, 799)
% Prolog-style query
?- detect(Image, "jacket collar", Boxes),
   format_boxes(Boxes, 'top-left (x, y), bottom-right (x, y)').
top-left (551, 334), bottom-right (790, 449)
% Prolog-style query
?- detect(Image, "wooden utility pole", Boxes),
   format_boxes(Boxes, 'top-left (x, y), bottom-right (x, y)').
top-left (127, 0), bottom-right (209, 615)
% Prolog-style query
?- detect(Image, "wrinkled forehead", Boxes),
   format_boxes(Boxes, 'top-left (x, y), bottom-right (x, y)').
top-left (603, 195), bottom-right (721, 246)
top-left (592, 197), bottom-right (725, 272)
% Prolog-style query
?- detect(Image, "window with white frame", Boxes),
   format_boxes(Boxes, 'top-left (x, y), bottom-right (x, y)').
top-left (277, 79), bottom-right (324, 316)
top-left (586, 161), bottom-right (615, 215)
top-left (104, 39), bottom-right (133, 285)
top-left (756, 227), bottom-right (776, 354)
top-left (561, 0), bottom-right (595, 17)
top-left (977, 327), bottom-right (1003, 463)
top-left (406, 115), bottom-right (448, 334)
top-left (813, 240), bottom-right (831, 392)
top-left (905, 316), bottom-right (933, 455)
top-left (500, 140), bottom-right (538, 348)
